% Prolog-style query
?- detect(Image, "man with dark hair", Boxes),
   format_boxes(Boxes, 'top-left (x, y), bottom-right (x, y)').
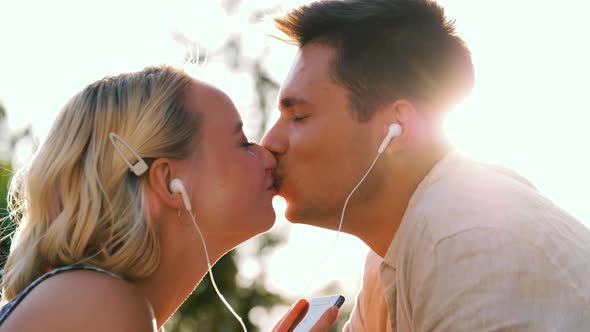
top-left (263, 0), bottom-right (590, 331)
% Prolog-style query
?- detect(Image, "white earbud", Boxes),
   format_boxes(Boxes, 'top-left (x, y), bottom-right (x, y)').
top-left (377, 123), bottom-right (402, 154)
top-left (168, 177), bottom-right (247, 331)
top-left (169, 178), bottom-right (192, 211)
top-left (303, 122), bottom-right (403, 297)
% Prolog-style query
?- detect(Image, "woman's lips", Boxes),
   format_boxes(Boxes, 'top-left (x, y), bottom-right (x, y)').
top-left (266, 177), bottom-right (277, 191)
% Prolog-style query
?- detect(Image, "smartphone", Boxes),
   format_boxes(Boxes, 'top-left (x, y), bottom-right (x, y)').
top-left (293, 295), bottom-right (345, 332)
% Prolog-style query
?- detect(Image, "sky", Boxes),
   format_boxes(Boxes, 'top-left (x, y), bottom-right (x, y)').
top-left (1, 0), bottom-right (590, 329)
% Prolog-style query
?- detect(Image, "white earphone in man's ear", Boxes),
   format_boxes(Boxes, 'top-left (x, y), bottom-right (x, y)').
top-left (303, 122), bottom-right (403, 297)
top-left (378, 123), bottom-right (402, 154)
top-left (169, 178), bottom-right (192, 211)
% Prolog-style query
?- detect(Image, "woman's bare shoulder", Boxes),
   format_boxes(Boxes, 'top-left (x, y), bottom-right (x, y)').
top-left (1, 270), bottom-right (156, 332)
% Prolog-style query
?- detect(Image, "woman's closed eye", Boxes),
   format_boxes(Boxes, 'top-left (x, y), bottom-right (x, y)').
top-left (293, 114), bottom-right (309, 122)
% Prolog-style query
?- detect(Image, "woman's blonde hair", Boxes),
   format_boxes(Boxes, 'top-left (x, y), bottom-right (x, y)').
top-left (1, 66), bottom-right (198, 301)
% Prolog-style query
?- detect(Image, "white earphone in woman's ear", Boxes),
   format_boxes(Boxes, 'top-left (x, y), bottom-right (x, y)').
top-left (168, 177), bottom-right (247, 331)
top-left (169, 178), bottom-right (192, 211)
top-left (378, 123), bottom-right (402, 154)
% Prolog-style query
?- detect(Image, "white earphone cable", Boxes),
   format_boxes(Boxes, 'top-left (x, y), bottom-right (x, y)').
top-left (301, 151), bottom-right (383, 298)
top-left (300, 124), bottom-right (400, 298)
top-left (188, 210), bottom-right (248, 332)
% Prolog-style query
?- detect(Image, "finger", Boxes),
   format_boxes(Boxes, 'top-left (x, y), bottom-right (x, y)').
top-left (273, 299), bottom-right (309, 332)
top-left (309, 306), bottom-right (339, 332)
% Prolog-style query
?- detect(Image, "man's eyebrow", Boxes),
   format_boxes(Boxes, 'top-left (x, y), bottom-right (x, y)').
top-left (233, 121), bottom-right (244, 135)
top-left (278, 96), bottom-right (306, 109)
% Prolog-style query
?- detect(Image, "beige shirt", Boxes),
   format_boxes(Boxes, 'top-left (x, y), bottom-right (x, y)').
top-left (349, 151), bottom-right (590, 331)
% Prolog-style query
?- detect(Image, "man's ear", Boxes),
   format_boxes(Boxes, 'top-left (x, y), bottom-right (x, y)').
top-left (145, 158), bottom-right (185, 217)
top-left (377, 99), bottom-right (419, 152)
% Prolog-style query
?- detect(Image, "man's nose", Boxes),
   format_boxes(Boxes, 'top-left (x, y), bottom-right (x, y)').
top-left (261, 122), bottom-right (288, 158)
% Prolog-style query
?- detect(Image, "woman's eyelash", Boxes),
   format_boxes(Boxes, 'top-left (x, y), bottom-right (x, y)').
top-left (294, 115), bottom-right (309, 122)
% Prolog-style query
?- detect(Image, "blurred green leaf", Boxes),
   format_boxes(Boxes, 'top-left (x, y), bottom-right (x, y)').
top-left (0, 103), bottom-right (6, 121)
top-left (0, 162), bottom-right (14, 270)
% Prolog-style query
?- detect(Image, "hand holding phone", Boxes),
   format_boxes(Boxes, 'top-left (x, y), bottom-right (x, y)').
top-left (273, 295), bottom-right (344, 332)
top-left (293, 295), bottom-right (344, 332)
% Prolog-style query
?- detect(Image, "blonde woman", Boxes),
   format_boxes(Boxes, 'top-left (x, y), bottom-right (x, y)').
top-left (0, 66), bottom-right (338, 331)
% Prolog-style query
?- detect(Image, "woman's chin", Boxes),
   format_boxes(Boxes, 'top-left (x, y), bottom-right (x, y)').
top-left (259, 211), bottom-right (276, 233)
top-left (235, 210), bottom-right (276, 239)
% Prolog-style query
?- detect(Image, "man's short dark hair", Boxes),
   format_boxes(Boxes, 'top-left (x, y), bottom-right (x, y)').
top-left (274, 0), bottom-right (475, 120)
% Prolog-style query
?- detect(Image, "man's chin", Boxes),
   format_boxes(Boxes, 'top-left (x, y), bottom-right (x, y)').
top-left (283, 202), bottom-right (337, 230)
top-left (283, 205), bottom-right (303, 224)
top-left (283, 201), bottom-right (313, 225)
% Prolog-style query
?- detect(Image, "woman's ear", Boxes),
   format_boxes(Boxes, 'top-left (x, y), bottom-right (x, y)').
top-left (145, 158), bottom-right (185, 217)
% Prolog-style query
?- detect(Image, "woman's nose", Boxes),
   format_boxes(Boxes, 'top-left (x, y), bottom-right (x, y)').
top-left (254, 144), bottom-right (277, 171)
